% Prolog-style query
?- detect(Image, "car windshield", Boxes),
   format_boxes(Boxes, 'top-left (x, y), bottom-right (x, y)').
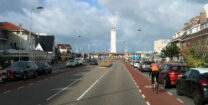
top-left (171, 66), bottom-right (189, 72)
top-left (9, 62), bottom-right (27, 68)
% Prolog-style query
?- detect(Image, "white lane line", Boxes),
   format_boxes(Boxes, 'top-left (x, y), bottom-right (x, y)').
top-left (167, 92), bottom-right (173, 96)
top-left (77, 71), bottom-right (109, 101)
top-left (139, 89), bottom-right (142, 93)
top-left (136, 86), bottom-right (139, 88)
top-left (77, 79), bottom-right (99, 101)
top-left (46, 80), bottom-right (78, 101)
top-left (3, 90), bottom-right (11, 94)
top-left (146, 101), bottom-right (150, 105)
top-left (177, 98), bottom-right (184, 103)
top-left (134, 82), bottom-right (137, 85)
top-left (142, 94), bottom-right (146, 98)
top-left (17, 86), bottom-right (24, 90)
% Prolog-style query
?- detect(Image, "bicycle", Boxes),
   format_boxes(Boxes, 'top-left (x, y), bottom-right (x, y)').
top-left (152, 76), bottom-right (159, 94)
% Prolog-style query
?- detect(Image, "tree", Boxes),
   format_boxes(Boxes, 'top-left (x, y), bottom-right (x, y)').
top-left (161, 43), bottom-right (180, 60)
top-left (183, 48), bottom-right (204, 68)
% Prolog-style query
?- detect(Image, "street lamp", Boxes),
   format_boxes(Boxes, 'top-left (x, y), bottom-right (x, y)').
top-left (29, 6), bottom-right (43, 60)
top-left (138, 28), bottom-right (146, 60)
top-left (19, 24), bottom-right (22, 61)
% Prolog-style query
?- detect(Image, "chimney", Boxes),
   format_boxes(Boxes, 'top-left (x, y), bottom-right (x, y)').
top-left (204, 4), bottom-right (208, 19)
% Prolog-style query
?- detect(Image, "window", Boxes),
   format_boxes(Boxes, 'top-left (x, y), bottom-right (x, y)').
top-left (183, 70), bottom-right (191, 78)
top-left (189, 70), bottom-right (200, 79)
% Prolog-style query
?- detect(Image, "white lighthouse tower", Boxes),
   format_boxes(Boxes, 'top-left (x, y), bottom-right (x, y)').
top-left (111, 27), bottom-right (117, 53)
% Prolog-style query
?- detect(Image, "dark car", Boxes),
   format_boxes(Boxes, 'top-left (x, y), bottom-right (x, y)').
top-left (176, 68), bottom-right (208, 105)
top-left (35, 62), bottom-right (52, 75)
top-left (5, 61), bottom-right (38, 80)
top-left (89, 59), bottom-right (98, 65)
top-left (139, 61), bottom-right (152, 72)
top-left (158, 63), bottom-right (189, 88)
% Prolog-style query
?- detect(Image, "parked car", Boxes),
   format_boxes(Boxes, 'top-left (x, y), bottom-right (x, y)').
top-left (139, 61), bottom-right (152, 72)
top-left (4, 61), bottom-right (38, 80)
top-left (35, 62), bottom-right (52, 75)
top-left (133, 61), bottom-right (140, 68)
top-left (75, 58), bottom-right (83, 65)
top-left (176, 68), bottom-right (208, 105)
top-left (130, 60), bottom-right (135, 66)
top-left (66, 59), bottom-right (77, 67)
top-left (158, 63), bottom-right (189, 88)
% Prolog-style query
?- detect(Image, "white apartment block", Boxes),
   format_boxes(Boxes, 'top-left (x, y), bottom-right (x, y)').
top-left (154, 39), bottom-right (170, 53)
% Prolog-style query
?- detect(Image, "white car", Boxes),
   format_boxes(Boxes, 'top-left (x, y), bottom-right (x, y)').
top-left (66, 60), bottom-right (76, 67)
top-left (75, 58), bottom-right (84, 65)
top-left (134, 61), bottom-right (140, 68)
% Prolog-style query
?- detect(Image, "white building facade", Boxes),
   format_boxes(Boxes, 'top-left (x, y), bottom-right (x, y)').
top-left (154, 39), bottom-right (170, 53)
top-left (111, 27), bottom-right (117, 53)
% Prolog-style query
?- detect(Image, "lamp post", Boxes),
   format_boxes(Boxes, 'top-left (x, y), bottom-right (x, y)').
top-left (19, 24), bottom-right (22, 61)
top-left (29, 6), bottom-right (43, 60)
top-left (138, 28), bottom-right (146, 60)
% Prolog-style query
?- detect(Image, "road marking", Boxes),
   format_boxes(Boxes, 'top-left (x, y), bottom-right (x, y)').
top-left (134, 82), bottom-right (137, 85)
top-left (77, 79), bottom-right (99, 101)
top-left (17, 86), bottom-right (24, 90)
top-left (177, 98), bottom-right (184, 103)
top-left (46, 80), bottom-right (78, 101)
top-left (139, 89), bottom-right (142, 93)
top-left (146, 101), bottom-right (150, 105)
top-left (136, 86), bottom-right (139, 88)
top-left (168, 92), bottom-right (173, 96)
top-left (142, 94), bottom-right (145, 98)
top-left (77, 71), bottom-right (109, 101)
top-left (3, 90), bottom-right (11, 94)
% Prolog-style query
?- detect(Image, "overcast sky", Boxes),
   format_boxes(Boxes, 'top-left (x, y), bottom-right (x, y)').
top-left (0, 0), bottom-right (207, 52)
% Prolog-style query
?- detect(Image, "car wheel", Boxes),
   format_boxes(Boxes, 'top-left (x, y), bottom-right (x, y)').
top-left (176, 83), bottom-right (183, 96)
top-left (23, 73), bottom-right (27, 80)
top-left (194, 90), bottom-right (204, 105)
top-left (33, 71), bottom-right (38, 78)
top-left (163, 79), bottom-right (169, 88)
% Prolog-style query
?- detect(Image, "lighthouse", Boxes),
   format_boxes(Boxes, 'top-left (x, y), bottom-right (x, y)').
top-left (111, 27), bottom-right (117, 53)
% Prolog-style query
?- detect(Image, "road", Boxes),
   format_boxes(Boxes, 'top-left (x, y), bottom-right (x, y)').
top-left (0, 61), bottom-right (202, 105)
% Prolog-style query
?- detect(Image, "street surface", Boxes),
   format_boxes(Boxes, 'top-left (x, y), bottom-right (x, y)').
top-left (0, 61), bottom-right (204, 105)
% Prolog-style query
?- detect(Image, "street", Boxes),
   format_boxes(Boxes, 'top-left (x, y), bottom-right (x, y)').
top-left (0, 61), bottom-right (203, 105)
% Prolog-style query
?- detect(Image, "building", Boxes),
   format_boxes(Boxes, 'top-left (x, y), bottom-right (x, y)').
top-left (154, 39), bottom-right (170, 53)
top-left (55, 44), bottom-right (71, 54)
top-left (111, 27), bottom-right (117, 53)
top-left (0, 21), bottom-right (55, 63)
top-left (36, 35), bottom-right (55, 61)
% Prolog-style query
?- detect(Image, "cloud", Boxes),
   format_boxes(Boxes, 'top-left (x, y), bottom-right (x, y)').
top-left (0, 0), bottom-right (207, 52)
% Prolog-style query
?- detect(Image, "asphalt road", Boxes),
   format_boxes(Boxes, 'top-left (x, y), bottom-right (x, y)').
top-left (0, 61), bottom-right (203, 105)
top-left (46, 61), bottom-right (146, 105)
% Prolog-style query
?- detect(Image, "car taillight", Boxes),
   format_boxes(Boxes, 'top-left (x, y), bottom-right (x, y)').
top-left (200, 80), bottom-right (208, 86)
top-left (169, 71), bottom-right (176, 75)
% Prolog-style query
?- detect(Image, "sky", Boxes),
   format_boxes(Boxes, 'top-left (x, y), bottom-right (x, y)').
top-left (0, 0), bottom-right (207, 53)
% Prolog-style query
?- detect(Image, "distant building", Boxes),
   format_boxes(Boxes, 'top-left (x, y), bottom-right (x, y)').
top-left (154, 39), bottom-right (170, 53)
top-left (111, 27), bottom-right (116, 53)
top-left (55, 44), bottom-right (71, 54)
